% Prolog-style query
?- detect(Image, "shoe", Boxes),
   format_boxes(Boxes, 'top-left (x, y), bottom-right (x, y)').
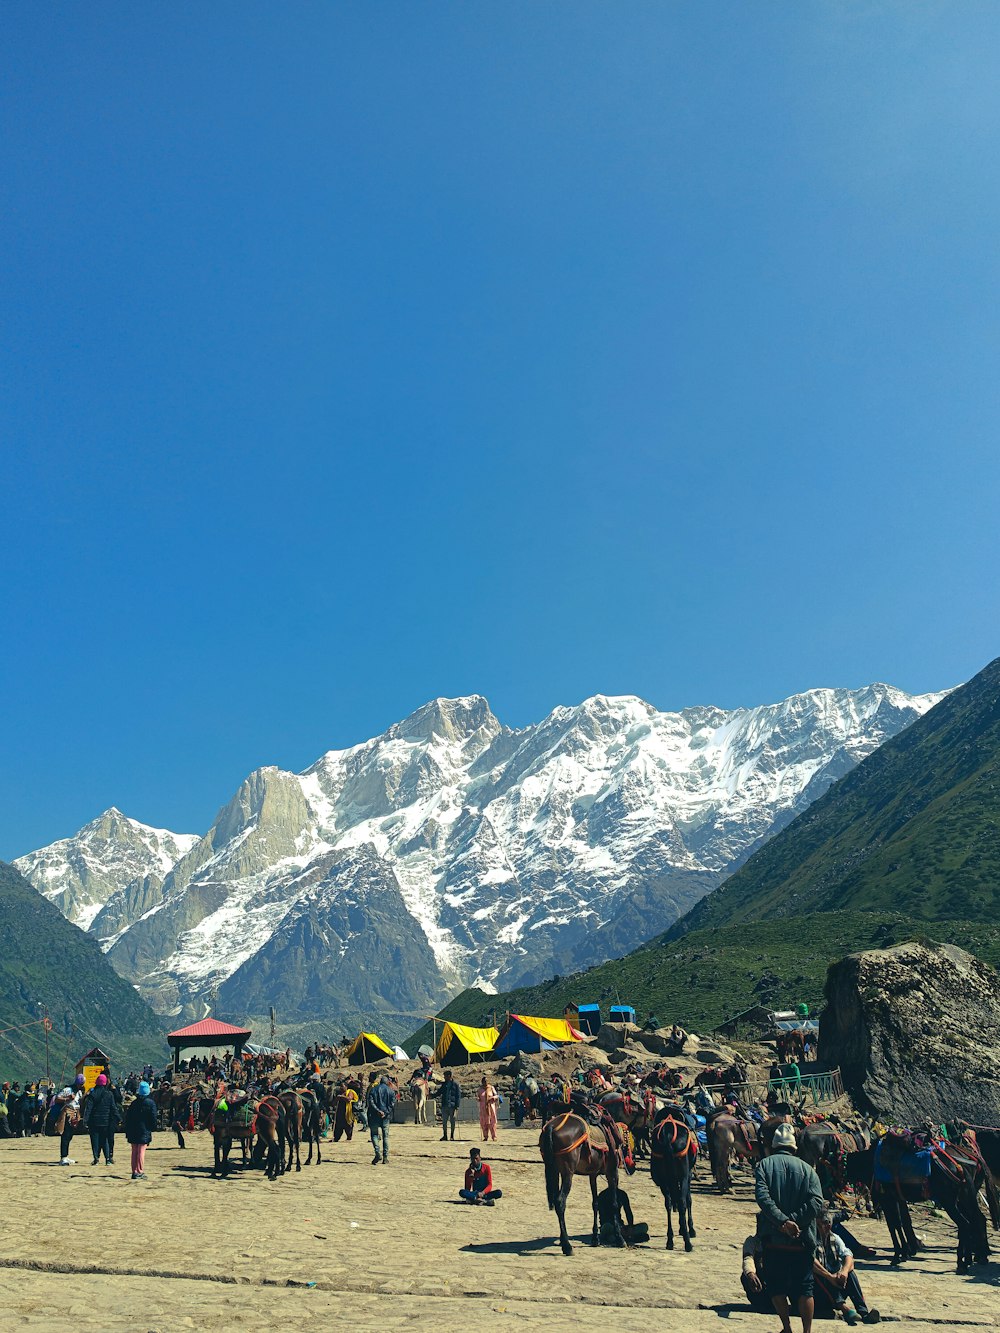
top-left (862, 1314), bottom-right (881, 1326)
top-left (92, 1158), bottom-right (100, 1166)
top-left (371, 1155), bottom-right (380, 1165)
top-left (485, 1199), bottom-right (496, 1207)
top-left (59, 1158), bottom-right (76, 1165)
top-left (440, 1136), bottom-right (448, 1141)
top-left (858, 1247), bottom-right (878, 1259)
top-left (842, 1314), bottom-right (859, 1328)
top-left (381, 1156), bottom-right (388, 1164)
top-left (131, 1172), bottom-right (137, 1180)
top-left (135, 1172), bottom-right (146, 1179)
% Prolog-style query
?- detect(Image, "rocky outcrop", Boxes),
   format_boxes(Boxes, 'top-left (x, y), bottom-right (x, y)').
top-left (821, 942), bottom-right (1000, 1124)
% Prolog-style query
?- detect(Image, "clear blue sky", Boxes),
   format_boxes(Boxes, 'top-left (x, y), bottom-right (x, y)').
top-left (3, 4), bottom-right (999, 858)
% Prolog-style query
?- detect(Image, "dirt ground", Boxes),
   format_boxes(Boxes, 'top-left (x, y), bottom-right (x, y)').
top-left (1, 1123), bottom-right (997, 1331)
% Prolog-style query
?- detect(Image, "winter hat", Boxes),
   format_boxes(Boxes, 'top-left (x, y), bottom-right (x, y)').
top-left (138, 1081), bottom-right (151, 1097)
top-left (96, 1074), bottom-right (108, 1086)
top-left (73, 1074), bottom-right (85, 1089)
top-left (772, 1123), bottom-right (797, 1149)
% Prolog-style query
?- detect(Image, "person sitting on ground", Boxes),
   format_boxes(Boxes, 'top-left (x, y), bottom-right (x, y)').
top-left (459, 1147), bottom-right (502, 1205)
top-left (667, 1024), bottom-right (687, 1053)
top-left (596, 1185), bottom-right (648, 1245)
top-left (742, 1225), bottom-right (879, 1324)
top-left (813, 1210), bottom-right (880, 1325)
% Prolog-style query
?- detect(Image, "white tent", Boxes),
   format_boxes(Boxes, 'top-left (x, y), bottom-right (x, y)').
top-left (392, 1044), bottom-right (409, 1061)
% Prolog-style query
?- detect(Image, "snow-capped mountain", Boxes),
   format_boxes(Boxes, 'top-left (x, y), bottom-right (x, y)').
top-left (14, 808), bottom-right (198, 934)
top-left (15, 684), bottom-right (947, 1024)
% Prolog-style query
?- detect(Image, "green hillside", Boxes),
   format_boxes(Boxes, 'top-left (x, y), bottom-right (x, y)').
top-left (406, 910), bottom-right (1000, 1049)
top-left (670, 656), bottom-right (1000, 938)
top-left (0, 861), bottom-right (166, 1081)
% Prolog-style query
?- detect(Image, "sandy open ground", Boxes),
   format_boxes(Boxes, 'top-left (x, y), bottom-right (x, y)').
top-left (1, 1123), bottom-right (997, 1331)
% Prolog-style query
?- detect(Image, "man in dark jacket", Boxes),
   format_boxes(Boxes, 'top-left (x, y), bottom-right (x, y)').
top-left (366, 1075), bottom-right (397, 1165)
top-left (83, 1073), bottom-right (119, 1165)
top-left (124, 1081), bottom-right (157, 1180)
top-left (438, 1070), bottom-right (462, 1141)
top-left (754, 1123), bottom-right (824, 1333)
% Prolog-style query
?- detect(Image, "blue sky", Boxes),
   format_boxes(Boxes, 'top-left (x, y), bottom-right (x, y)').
top-left (3, 4), bottom-right (999, 858)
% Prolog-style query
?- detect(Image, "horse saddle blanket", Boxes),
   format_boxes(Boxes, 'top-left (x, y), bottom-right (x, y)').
top-left (216, 1102), bottom-right (254, 1129)
top-left (874, 1140), bottom-right (932, 1185)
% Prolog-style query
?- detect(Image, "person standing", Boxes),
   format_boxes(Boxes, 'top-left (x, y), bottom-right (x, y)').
top-left (54, 1075), bottom-right (85, 1165)
top-left (124, 1080), bottom-right (157, 1179)
top-left (366, 1073), bottom-right (396, 1165)
top-left (438, 1070), bottom-right (462, 1141)
top-left (754, 1122), bottom-right (825, 1333)
top-left (83, 1073), bottom-right (119, 1165)
top-left (477, 1076), bottom-right (499, 1142)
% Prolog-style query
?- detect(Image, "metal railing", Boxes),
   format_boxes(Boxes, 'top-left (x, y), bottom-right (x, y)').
top-left (694, 1067), bottom-right (844, 1108)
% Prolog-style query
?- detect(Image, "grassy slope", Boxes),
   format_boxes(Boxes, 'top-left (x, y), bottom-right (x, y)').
top-left (406, 910), bottom-right (1000, 1049)
top-left (0, 861), bottom-right (166, 1081)
top-left (672, 656), bottom-right (1000, 937)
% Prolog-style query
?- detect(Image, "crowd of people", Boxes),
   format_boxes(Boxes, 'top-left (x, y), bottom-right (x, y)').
top-left (0, 1029), bottom-right (918, 1325)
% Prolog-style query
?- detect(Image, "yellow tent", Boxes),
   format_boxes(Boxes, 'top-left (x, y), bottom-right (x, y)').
top-left (344, 1031), bottom-right (394, 1065)
top-left (433, 1022), bottom-right (500, 1065)
top-left (492, 1014), bottom-right (584, 1057)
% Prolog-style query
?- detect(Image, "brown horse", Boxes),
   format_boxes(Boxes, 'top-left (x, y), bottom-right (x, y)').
top-left (649, 1107), bottom-right (698, 1250)
top-left (705, 1108), bottom-right (759, 1192)
top-left (210, 1094), bottom-right (258, 1178)
top-left (776, 1030), bottom-right (805, 1062)
top-left (278, 1089), bottom-right (304, 1173)
top-left (539, 1111), bottom-right (626, 1255)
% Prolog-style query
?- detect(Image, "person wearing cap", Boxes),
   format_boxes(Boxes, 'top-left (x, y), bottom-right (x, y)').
top-left (124, 1081), bottom-right (157, 1179)
top-left (754, 1122), bottom-right (824, 1333)
top-left (82, 1073), bottom-right (119, 1166)
top-left (53, 1076), bottom-right (86, 1165)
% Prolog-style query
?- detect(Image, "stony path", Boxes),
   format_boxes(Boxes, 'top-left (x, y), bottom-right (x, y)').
top-left (0, 1126), bottom-right (997, 1329)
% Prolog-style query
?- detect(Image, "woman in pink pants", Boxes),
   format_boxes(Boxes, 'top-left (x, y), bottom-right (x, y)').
top-left (124, 1081), bottom-right (157, 1179)
top-left (477, 1077), bottom-right (499, 1142)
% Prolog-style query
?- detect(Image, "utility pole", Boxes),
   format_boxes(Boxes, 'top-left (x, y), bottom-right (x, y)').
top-left (43, 1007), bottom-right (50, 1083)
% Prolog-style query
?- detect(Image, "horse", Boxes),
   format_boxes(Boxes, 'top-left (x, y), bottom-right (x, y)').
top-left (410, 1077), bottom-right (430, 1126)
top-left (776, 1030), bottom-right (805, 1063)
top-left (278, 1089), bottom-right (304, 1173)
top-left (797, 1120), bottom-right (870, 1200)
top-left (705, 1107), bottom-right (758, 1192)
top-left (299, 1087), bottom-right (326, 1166)
top-left (649, 1106), bottom-right (697, 1251)
top-left (872, 1138), bottom-right (996, 1272)
top-left (539, 1111), bottom-right (626, 1256)
top-left (210, 1093), bottom-right (261, 1178)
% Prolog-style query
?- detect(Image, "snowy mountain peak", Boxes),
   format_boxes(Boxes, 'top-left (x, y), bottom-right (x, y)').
top-left (17, 680), bottom-right (950, 1026)
top-left (14, 811), bottom-right (198, 934)
top-left (389, 695), bottom-right (501, 744)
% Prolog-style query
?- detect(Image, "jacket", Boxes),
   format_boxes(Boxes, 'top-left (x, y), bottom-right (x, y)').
top-left (124, 1095), bottom-right (158, 1145)
top-left (83, 1085), bottom-right (119, 1131)
top-left (439, 1080), bottom-right (462, 1111)
top-left (754, 1149), bottom-right (824, 1251)
top-left (366, 1082), bottom-right (397, 1121)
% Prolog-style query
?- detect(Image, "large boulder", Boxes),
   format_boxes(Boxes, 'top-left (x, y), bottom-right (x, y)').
top-left (821, 942), bottom-right (1000, 1124)
top-left (595, 1022), bottom-right (638, 1053)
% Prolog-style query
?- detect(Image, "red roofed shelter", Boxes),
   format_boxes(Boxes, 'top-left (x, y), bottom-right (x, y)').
top-left (166, 1018), bottom-right (252, 1072)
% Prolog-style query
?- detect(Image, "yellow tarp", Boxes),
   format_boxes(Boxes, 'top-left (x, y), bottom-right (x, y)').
top-left (512, 1015), bottom-right (584, 1044)
top-left (343, 1031), bottom-right (394, 1064)
top-left (433, 1022), bottom-right (500, 1064)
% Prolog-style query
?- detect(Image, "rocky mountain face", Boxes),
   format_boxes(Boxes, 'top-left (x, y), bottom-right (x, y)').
top-left (821, 942), bottom-right (1000, 1124)
top-left (670, 656), bottom-right (999, 940)
top-left (16, 683), bottom-right (943, 1025)
top-left (14, 808), bottom-right (198, 933)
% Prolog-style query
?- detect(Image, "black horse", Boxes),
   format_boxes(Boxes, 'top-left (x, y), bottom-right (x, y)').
top-left (865, 1139), bottom-right (996, 1272)
top-left (649, 1106), bottom-right (697, 1252)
